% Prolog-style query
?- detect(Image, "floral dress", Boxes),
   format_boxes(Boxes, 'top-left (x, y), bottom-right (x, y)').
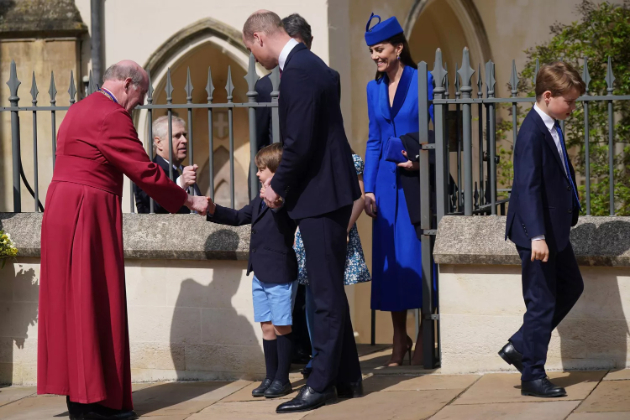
top-left (294, 154), bottom-right (371, 286)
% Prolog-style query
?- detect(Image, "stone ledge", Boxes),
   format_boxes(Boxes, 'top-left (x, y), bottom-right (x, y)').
top-left (0, 212), bottom-right (250, 260)
top-left (0, 0), bottom-right (87, 39)
top-left (434, 216), bottom-right (630, 266)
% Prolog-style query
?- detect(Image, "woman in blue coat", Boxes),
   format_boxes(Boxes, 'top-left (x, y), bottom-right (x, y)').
top-left (363, 13), bottom-right (434, 366)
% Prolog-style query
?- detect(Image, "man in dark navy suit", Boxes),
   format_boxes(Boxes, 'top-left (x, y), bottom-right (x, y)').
top-left (500, 62), bottom-right (586, 398)
top-left (243, 10), bottom-right (362, 413)
top-left (134, 115), bottom-right (201, 213)
top-left (252, 13), bottom-right (341, 372)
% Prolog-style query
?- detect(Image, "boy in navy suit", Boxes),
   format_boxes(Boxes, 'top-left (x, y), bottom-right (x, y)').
top-left (500, 62), bottom-right (586, 398)
top-left (207, 143), bottom-right (298, 399)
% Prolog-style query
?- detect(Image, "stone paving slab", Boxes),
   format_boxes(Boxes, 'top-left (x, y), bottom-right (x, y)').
top-left (431, 401), bottom-right (580, 420)
top-left (0, 386), bottom-right (36, 407)
top-left (454, 371), bottom-right (606, 404)
top-left (0, 394), bottom-right (67, 420)
top-left (303, 389), bottom-right (461, 420)
top-left (189, 399), bottom-right (310, 420)
top-left (132, 380), bottom-right (250, 417)
top-left (379, 374), bottom-right (480, 391)
top-left (568, 414), bottom-right (630, 420)
top-left (602, 369), bottom-right (630, 381)
top-left (356, 344), bottom-right (390, 357)
top-left (0, 369), bottom-right (628, 419)
top-left (575, 380), bottom-right (630, 413)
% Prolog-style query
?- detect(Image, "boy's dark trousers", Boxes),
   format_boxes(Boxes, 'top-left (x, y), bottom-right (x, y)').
top-left (509, 242), bottom-right (584, 381)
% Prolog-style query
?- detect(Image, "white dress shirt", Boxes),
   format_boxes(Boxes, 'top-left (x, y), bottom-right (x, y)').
top-left (279, 38), bottom-right (299, 71)
top-left (533, 103), bottom-right (567, 176)
top-left (161, 158), bottom-right (189, 192)
top-left (530, 103), bottom-right (568, 242)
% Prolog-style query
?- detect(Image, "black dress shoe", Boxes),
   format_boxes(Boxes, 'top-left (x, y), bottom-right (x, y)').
top-left (264, 380), bottom-right (293, 398)
top-left (252, 378), bottom-right (273, 397)
top-left (71, 409), bottom-right (138, 420)
top-left (66, 397), bottom-right (137, 420)
top-left (498, 342), bottom-right (524, 373)
top-left (521, 377), bottom-right (567, 398)
top-left (336, 381), bottom-right (363, 398)
top-left (276, 385), bottom-right (337, 413)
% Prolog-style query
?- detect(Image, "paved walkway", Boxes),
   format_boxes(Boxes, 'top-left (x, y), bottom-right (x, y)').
top-left (1, 346), bottom-right (629, 420)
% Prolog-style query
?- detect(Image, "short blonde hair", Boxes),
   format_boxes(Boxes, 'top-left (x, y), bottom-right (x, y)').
top-left (255, 143), bottom-right (283, 173)
top-left (535, 62), bottom-right (586, 100)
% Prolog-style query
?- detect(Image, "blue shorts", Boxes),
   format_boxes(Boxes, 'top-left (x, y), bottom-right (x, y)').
top-left (252, 276), bottom-right (298, 326)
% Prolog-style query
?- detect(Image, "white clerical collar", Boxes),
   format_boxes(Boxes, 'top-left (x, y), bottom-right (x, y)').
top-left (533, 102), bottom-right (556, 132)
top-left (101, 87), bottom-right (119, 103)
top-left (279, 38), bottom-right (299, 71)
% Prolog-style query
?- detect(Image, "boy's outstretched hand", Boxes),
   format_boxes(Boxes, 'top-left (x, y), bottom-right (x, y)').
top-left (531, 239), bottom-right (549, 263)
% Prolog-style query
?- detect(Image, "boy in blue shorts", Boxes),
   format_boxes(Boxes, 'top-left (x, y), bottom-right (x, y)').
top-left (207, 143), bottom-right (298, 398)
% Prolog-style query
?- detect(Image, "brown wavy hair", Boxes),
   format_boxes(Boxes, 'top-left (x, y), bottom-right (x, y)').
top-left (255, 143), bottom-right (283, 172)
top-left (373, 33), bottom-right (417, 80)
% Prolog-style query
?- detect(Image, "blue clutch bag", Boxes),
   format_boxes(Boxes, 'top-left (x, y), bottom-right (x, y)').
top-left (384, 136), bottom-right (407, 163)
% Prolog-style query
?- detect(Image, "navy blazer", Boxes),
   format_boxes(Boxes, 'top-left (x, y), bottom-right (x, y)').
top-left (134, 155), bottom-right (201, 214)
top-left (208, 196), bottom-right (298, 284)
top-left (270, 43), bottom-right (360, 219)
top-left (506, 108), bottom-right (580, 252)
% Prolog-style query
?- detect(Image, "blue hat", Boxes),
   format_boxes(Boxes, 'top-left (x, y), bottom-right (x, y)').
top-left (364, 13), bottom-right (404, 46)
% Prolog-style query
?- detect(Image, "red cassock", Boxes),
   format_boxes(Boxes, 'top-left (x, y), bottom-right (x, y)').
top-left (37, 92), bottom-right (188, 410)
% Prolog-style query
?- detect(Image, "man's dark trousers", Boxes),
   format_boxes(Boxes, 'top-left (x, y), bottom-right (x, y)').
top-left (298, 205), bottom-right (361, 391)
top-left (509, 242), bottom-right (584, 381)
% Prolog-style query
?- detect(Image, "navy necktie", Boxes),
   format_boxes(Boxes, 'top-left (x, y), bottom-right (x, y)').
top-left (555, 123), bottom-right (581, 210)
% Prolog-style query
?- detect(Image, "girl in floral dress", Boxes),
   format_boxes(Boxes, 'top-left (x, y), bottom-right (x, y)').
top-left (294, 152), bottom-right (371, 377)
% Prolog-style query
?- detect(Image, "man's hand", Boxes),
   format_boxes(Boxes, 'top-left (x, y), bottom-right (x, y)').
top-left (261, 178), bottom-right (284, 209)
top-left (185, 194), bottom-right (209, 215)
top-left (365, 193), bottom-right (377, 218)
top-left (397, 150), bottom-right (419, 171)
top-left (531, 239), bottom-right (549, 263)
top-left (180, 164), bottom-right (198, 189)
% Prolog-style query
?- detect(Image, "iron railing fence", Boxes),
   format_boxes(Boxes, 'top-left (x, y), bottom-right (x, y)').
top-left (417, 47), bottom-right (630, 368)
top-left (3, 54), bottom-right (280, 214)
top-left (4, 47), bottom-right (630, 370)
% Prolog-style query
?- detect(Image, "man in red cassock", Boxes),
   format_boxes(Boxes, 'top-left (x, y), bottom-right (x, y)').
top-left (37, 60), bottom-right (209, 420)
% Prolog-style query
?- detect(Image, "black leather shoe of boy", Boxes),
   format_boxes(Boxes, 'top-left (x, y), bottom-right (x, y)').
top-left (264, 380), bottom-right (293, 398)
top-left (252, 378), bottom-right (273, 397)
top-left (521, 378), bottom-right (567, 398)
top-left (498, 342), bottom-right (524, 373)
top-left (337, 381), bottom-right (363, 398)
top-left (276, 385), bottom-right (337, 413)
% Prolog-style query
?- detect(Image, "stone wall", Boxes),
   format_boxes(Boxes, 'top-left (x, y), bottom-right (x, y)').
top-left (434, 216), bottom-right (630, 375)
top-left (0, 213), bottom-right (264, 385)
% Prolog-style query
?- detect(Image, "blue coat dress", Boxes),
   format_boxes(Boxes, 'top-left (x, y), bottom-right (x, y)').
top-left (365, 66), bottom-right (434, 311)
